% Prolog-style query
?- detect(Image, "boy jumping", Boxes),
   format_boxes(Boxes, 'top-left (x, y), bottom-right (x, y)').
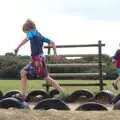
top-left (14, 19), bottom-right (63, 96)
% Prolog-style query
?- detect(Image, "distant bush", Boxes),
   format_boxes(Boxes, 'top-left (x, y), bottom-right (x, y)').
top-left (0, 53), bottom-right (116, 80)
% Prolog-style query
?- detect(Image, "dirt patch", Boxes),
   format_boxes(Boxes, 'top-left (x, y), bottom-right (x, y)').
top-left (0, 101), bottom-right (118, 120)
top-left (0, 109), bottom-right (120, 120)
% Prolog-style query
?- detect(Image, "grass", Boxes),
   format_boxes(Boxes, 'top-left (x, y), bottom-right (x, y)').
top-left (0, 79), bottom-right (119, 94)
top-left (0, 80), bottom-right (120, 120)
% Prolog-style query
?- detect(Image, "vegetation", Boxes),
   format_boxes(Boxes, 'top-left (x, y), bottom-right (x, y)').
top-left (0, 52), bottom-right (116, 80)
top-left (0, 79), bottom-right (118, 94)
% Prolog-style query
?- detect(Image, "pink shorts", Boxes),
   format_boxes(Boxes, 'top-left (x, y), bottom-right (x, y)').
top-left (23, 58), bottom-right (48, 79)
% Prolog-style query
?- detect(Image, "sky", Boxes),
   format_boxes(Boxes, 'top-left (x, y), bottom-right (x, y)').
top-left (0, 0), bottom-right (120, 56)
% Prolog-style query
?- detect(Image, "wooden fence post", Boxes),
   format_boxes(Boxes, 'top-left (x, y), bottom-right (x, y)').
top-left (44, 42), bottom-right (105, 92)
top-left (98, 40), bottom-right (103, 90)
top-left (46, 44), bottom-right (51, 92)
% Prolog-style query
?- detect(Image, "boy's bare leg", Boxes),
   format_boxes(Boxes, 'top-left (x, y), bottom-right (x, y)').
top-left (114, 76), bottom-right (120, 85)
top-left (20, 69), bottom-right (28, 96)
top-left (44, 75), bottom-right (63, 92)
top-left (112, 76), bottom-right (120, 90)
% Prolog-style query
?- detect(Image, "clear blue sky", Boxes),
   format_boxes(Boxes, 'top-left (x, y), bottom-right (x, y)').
top-left (0, 0), bottom-right (120, 56)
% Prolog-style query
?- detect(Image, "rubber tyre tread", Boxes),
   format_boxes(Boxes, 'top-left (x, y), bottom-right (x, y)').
top-left (25, 89), bottom-right (48, 102)
top-left (34, 98), bottom-right (70, 110)
top-left (4, 90), bottom-right (22, 98)
top-left (76, 102), bottom-right (108, 111)
top-left (63, 89), bottom-right (94, 102)
top-left (0, 97), bottom-right (29, 109)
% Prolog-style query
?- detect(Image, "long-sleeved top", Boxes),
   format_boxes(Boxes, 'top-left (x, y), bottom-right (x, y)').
top-left (112, 49), bottom-right (120, 68)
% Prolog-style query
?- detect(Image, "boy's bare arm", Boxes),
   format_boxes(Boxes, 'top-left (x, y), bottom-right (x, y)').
top-left (49, 41), bottom-right (62, 62)
top-left (14, 38), bottom-right (29, 55)
top-left (49, 41), bottom-right (57, 56)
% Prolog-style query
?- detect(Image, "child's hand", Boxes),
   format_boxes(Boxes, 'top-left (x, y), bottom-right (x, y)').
top-left (50, 41), bottom-right (56, 48)
top-left (49, 41), bottom-right (57, 56)
top-left (14, 48), bottom-right (19, 56)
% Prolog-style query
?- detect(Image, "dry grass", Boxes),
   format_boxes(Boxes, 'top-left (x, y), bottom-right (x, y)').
top-left (0, 102), bottom-right (119, 120)
top-left (0, 109), bottom-right (120, 120)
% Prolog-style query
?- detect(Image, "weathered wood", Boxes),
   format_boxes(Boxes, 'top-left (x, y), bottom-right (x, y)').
top-left (47, 63), bottom-right (106, 68)
top-left (44, 44), bottom-right (105, 48)
top-left (98, 40), bottom-right (103, 90)
top-left (43, 41), bottom-right (106, 91)
top-left (46, 54), bottom-right (107, 57)
top-left (49, 73), bottom-right (106, 77)
top-left (43, 83), bottom-right (106, 87)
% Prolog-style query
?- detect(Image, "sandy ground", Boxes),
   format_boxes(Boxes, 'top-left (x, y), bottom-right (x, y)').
top-left (0, 108), bottom-right (120, 120)
top-left (0, 99), bottom-right (118, 120)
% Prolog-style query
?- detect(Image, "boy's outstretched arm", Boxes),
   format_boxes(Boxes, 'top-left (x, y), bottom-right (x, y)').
top-left (49, 41), bottom-right (57, 56)
top-left (42, 38), bottom-right (62, 62)
top-left (14, 38), bottom-right (29, 55)
top-left (49, 41), bottom-right (62, 62)
top-left (42, 38), bottom-right (57, 56)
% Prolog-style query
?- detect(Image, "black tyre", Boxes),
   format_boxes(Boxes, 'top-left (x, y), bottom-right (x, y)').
top-left (0, 97), bottom-right (29, 109)
top-left (0, 91), bottom-right (3, 100)
top-left (48, 89), bottom-right (60, 98)
top-left (113, 100), bottom-right (120, 110)
top-left (4, 90), bottom-right (22, 98)
top-left (76, 102), bottom-right (108, 111)
top-left (94, 90), bottom-right (115, 104)
top-left (63, 89), bottom-right (94, 103)
top-left (111, 93), bottom-right (120, 104)
top-left (25, 89), bottom-right (48, 102)
top-left (34, 98), bottom-right (70, 110)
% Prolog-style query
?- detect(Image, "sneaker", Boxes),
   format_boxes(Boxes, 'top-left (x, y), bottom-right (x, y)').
top-left (112, 83), bottom-right (118, 90)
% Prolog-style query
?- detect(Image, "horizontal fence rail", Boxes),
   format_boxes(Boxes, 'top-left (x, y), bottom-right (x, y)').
top-left (49, 73), bottom-right (106, 78)
top-left (43, 83), bottom-right (106, 87)
top-left (47, 63), bottom-right (106, 68)
top-left (43, 40), bottom-right (106, 91)
top-left (46, 54), bottom-right (107, 57)
top-left (44, 44), bottom-right (105, 48)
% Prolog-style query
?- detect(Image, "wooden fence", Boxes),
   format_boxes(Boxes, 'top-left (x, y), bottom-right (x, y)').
top-left (43, 40), bottom-right (106, 91)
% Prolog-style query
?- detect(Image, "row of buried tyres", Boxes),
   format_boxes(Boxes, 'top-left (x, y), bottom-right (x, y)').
top-left (0, 89), bottom-right (120, 111)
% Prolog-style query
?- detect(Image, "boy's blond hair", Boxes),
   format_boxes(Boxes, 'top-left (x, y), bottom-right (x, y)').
top-left (22, 19), bottom-right (36, 33)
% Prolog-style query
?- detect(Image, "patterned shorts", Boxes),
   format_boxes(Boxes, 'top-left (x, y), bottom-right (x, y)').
top-left (22, 60), bottom-right (48, 79)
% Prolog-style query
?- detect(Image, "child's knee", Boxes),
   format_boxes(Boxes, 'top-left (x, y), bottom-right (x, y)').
top-left (20, 69), bottom-right (27, 77)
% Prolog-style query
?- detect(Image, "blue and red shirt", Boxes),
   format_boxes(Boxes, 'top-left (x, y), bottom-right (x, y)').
top-left (27, 29), bottom-right (51, 56)
top-left (112, 49), bottom-right (120, 68)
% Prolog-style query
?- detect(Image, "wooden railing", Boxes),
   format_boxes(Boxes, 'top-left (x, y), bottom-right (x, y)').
top-left (43, 40), bottom-right (106, 91)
